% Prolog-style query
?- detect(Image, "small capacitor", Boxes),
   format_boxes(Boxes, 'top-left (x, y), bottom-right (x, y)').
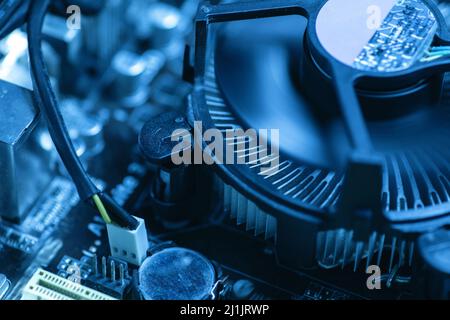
top-left (60, 99), bottom-right (105, 156)
top-left (111, 50), bottom-right (165, 107)
top-left (112, 50), bottom-right (147, 98)
top-left (147, 3), bottom-right (186, 48)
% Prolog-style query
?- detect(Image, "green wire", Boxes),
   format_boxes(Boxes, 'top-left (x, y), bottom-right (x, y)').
top-left (92, 194), bottom-right (112, 224)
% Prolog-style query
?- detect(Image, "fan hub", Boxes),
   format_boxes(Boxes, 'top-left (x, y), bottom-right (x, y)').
top-left (315, 0), bottom-right (437, 73)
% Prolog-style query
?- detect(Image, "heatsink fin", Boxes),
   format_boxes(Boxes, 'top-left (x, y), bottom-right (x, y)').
top-left (316, 230), bottom-right (414, 273)
top-left (223, 183), bottom-right (277, 240)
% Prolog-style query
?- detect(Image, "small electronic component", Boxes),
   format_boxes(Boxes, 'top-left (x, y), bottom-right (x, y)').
top-left (111, 49), bottom-right (166, 107)
top-left (21, 268), bottom-right (116, 300)
top-left (145, 2), bottom-right (186, 48)
top-left (59, 99), bottom-right (105, 157)
top-left (300, 282), bottom-right (350, 300)
top-left (106, 216), bottom-right (149, 266)
top-left (85, 256), bottom-right (132, 299)
top-left (57, 255), bottom-right (93, 281)
top-left (57, 255), bottom-right (132, 299)
top-left (138, 248), bottom-right (216, 300)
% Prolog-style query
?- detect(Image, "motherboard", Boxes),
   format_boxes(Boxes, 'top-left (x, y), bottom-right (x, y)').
top-left (2, 0), bottom-right (450, 303)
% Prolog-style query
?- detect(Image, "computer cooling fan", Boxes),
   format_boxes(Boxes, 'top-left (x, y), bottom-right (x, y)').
top-left (140, 0), bottom-right (450, 296)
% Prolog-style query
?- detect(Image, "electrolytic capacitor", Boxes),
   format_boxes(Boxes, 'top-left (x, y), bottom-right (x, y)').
top-left (111, 50), bottom-right (165, 107)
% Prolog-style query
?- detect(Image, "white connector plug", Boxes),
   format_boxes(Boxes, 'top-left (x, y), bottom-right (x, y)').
top-left (106, 216), bottom-right (149, 266)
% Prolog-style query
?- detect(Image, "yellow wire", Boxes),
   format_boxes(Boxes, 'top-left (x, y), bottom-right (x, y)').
top-left (92, 194), bottom-right (112, 224)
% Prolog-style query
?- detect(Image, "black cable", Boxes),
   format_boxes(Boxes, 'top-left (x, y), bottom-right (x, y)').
top-left (0, 0), bottom-right (24, 24)
top-left (0, 0), bottom-right (30, 40)
top-left (27, 0), bottom-right (139, 230)
top-left (28, 0), bottom-right (99, 200)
